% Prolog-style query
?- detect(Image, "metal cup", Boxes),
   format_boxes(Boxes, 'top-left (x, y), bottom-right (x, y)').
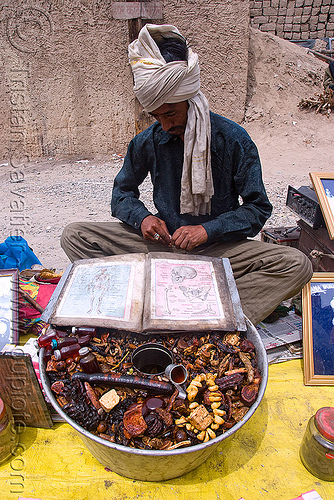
top-left (165, 364), bottom-right (188, 399)
top-left (131, 343), bottom-right (173, 376)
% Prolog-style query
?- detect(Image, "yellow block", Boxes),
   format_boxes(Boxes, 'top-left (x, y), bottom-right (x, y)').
top-left (1, 360), bottom-right (334, 500)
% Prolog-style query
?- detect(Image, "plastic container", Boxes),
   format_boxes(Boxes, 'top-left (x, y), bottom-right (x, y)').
top-left (37, 328), bottom-right (58, 347)
top-left (72, 327), bottom-right (96, 337)
top-left (78, 347), bottom-right (100, 373)
top-left (78, 334), bottom-right (93, 347)
top-left (51, 337), bottom-right (78, 349)
top-left (0, 398), bottom-right (18, 464)
top-left (54, 343), bottom-right (81, 360)
top-left (44, 346), bottom-right (54, 362)
top-left (300, 407), bottom-right (334, 481)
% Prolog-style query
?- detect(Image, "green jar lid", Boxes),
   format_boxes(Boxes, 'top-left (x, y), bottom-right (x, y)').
top-left (315, 407), bottom-right (334, 442)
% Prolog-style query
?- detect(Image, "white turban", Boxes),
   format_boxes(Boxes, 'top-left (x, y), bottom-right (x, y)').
top-left (128, 24), bottom-right (214, 216)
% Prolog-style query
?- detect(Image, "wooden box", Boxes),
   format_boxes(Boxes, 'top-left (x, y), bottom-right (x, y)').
top-left (298, 219), bottom-right (334, 272)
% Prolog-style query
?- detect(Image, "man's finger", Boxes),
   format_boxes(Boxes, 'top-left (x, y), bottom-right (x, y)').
top-left (154, 222), bottom-right (172, 245)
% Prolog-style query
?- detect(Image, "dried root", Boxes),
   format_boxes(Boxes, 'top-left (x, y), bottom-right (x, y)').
top-left (298, 89), bottom-right (334, 116)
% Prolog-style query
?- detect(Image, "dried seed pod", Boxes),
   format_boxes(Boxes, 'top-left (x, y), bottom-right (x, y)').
top-left (51, 380), bottom-right (65, 394)
top-left (97, 421), bottom-right (108, 433)
top-left (172, 399), bottom-right (189, 416)
top-left (99, 433), bottom-right (115, 442)
top-left (222, 420), bottom-right (235, 429)
top-left (215, 373), bottom-right (244, 391)
top-left (175, 417), bottom-right (187, 427)
top-left (223, 333), bottom-right (240, 346)
top-left (46, 359), bottom-right (59, 372)
top-left (203, 431), bottom-right (210, 442)
top-left (84, 382), bottom-right (102, 410)
top-left (197, 430), bottom-right (206, 441)
top-left (217, 354), bottom-right (230, 377)
top-left (166, 440), bottom-right (192, 450)
top-left (231, 406), bottom-right (249, 422)
top-left (123, 403), bottom-right (147, 439)
top-left (239, 338), bottom-right (255, 352)
top-left (238, 352), bottom-right (254, 383)
top-left (174, 428), bottom-right (187, 443)
top-left (224, 368), bottom-right (247, 376)
top-left (154, 407), bottom-right (173, 428)
top-left (206, 427), bottom-right (216, 439)
top-left (240, 383), bottom-right (259, 407)
top-left (56, 361), bottom-right (67, 371)
top-left (177, 337), bottom-right (189, 350)
top-left (56, 396), bottom-right (68, 407)
top-left (187, 390), bottom-right (198, 402)
top-left (209, 395), bottom-right (222, 403)
top-left (144, 412), bottom-right (164, 437)
top-left (67, 361), bottom-right (77, 373)
top-left (211, 402), bottom-right (221, 410)
top-left (213, 408), bottom-right (226, 416)
top-left (190, 379), bottom-right (202, 388)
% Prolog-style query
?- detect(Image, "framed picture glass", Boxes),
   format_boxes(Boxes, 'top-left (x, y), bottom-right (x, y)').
top-left (309, 172), bottom-right (334, 239)
top-left (0, 269), bottom-right (19, 351)
top-left (302, 273), bottom-right (334, 385)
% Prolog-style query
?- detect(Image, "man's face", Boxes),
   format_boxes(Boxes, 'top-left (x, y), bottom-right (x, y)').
top-left (150, 101), bottom-right (188, 140)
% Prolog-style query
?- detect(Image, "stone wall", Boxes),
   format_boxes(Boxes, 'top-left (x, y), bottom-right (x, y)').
top-left (0, 0), bottom-right (249, 161)
top-left (250, 0), bottom-right (334, 40)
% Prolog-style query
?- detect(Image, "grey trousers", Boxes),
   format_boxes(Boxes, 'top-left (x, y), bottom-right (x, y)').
top-left (60, 221), bottom-right (313, 325)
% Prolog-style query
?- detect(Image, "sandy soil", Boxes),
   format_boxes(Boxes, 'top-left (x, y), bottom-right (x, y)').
top-left (1, 28), bottom-right (333, 272)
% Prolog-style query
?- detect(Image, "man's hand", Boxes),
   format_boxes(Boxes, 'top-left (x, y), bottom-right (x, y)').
top-left (141, 215), bottom-right (173, 246)
top-left (172, 225), bottom-right (208, 251)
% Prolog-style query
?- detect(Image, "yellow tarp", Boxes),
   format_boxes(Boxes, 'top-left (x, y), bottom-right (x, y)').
top-left (1, 359), bottom-right (334, 500)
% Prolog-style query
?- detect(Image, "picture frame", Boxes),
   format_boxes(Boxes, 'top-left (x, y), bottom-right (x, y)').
top-left (0, 268), bottom-right (19, 352)
top-left (302, 273), bottom-right (334, 385)
top-left (309, 172), bottom-right (334, 239)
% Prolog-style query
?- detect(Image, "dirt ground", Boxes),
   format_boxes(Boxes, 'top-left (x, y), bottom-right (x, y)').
top-left (1, 28), bottom-right (333, 272)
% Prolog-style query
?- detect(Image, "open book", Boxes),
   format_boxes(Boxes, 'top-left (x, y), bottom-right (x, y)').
top-left (42, 253), bottom-right (246, 333)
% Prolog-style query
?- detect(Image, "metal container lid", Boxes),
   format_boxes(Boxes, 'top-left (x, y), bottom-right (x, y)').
top-left (315, 407), bottom-right (334, 442)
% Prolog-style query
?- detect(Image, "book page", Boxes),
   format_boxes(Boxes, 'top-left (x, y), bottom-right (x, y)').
top-left (151, 258), bottom-right (224, 320)
top-left (57, 261), bottom-right (135, 321)
top-left (49, 254), bottom-right (146, 330)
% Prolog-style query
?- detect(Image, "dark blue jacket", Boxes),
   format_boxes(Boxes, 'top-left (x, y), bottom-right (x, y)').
top-left (111, 112), bottom-right (272, 244)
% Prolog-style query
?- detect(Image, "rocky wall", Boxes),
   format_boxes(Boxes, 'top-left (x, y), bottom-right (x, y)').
top-left (0, 0), bottom-right (249, 162)
top-left (0, 0), bottom-right (250, 161)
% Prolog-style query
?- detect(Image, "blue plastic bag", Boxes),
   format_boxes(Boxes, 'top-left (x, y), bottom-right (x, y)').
top-left (0, 236), bottom-right (42, 271)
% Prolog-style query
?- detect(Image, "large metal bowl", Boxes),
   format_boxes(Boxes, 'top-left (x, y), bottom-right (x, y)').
top-left (39, 318), bottom-right (268, 481)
